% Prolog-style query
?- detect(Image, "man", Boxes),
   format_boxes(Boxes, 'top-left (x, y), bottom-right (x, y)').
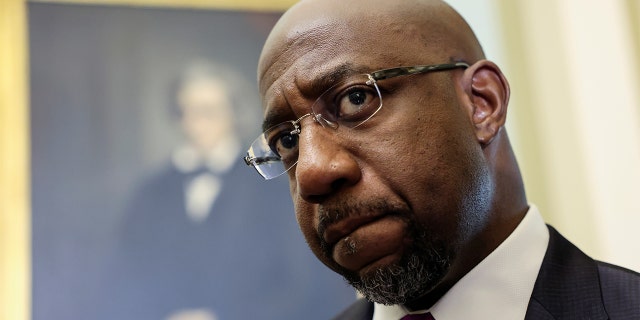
top-left (244, 0), bottom-right (640, 319)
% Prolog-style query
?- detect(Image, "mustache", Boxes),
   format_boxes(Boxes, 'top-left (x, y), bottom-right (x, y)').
top-left (316, 199), bottom-right (410, 256)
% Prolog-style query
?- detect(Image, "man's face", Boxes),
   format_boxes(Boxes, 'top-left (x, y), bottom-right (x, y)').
top-left (258, 2), bottom-right (493, 305)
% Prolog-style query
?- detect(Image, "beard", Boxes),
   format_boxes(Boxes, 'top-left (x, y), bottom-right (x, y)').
top-left (344, 225), bottom-right (452, 305)
top-left (317, 200), bottom-right (454, 305)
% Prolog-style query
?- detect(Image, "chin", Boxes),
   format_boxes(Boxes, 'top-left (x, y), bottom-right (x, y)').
top-left (341, 238), bottom-right (453, 305)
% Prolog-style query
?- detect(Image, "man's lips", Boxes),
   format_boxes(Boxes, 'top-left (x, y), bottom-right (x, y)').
top-left (326, 214), bottom-right (408, 272)
top-left (322, 213), bottom-right (384, 247)
top-left (316, 201), bottom-right (412, 273)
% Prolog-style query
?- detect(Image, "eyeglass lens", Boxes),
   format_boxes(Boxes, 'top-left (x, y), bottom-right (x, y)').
top-left (246, 74), bottom-right (383, 179)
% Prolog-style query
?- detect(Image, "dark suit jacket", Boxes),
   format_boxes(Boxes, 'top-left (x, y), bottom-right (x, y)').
top-left (333, 226), bottom-right (640, 320)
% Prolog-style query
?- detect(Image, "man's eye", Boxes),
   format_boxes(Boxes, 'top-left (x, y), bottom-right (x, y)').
top-left (336, 86), bottom-right (378, 120)
top-left (268, 130), bottom-right (299, 162)
top-left (277, 134), bottom-right (298, 150)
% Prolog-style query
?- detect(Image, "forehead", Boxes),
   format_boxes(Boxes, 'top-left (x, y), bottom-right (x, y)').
top-left (258, 9), bottom-right (437, 123)
top-left (261, 24), bottom-right (381, 88)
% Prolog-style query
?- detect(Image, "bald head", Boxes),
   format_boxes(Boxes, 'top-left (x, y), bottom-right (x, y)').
top-left (259, 0), bottom-right (485, 96)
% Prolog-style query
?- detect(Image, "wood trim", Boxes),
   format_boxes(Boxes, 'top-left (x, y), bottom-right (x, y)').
top-left (28, 0), bottom-right (299, 12)
top-left (0, 1), bottom-right (31, 320)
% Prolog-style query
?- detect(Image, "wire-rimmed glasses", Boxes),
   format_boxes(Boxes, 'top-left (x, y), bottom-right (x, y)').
top-left (244, 62), bottom-right (470, 180)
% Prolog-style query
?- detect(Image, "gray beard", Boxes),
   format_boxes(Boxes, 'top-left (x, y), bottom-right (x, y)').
top-left (316, 200), bottom-right (454, 305)
top-left (341, 230), bottom-right (452, 305)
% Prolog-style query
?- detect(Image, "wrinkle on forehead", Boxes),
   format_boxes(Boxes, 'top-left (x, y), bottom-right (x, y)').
top-left (258, 18), bottom-right (341, 98)
top-left (258, 0), bottom-right (486, 112)
top-left (263, 3), bottom-right (481, 71)
top-left (261, 61), bottom-right (372, 132)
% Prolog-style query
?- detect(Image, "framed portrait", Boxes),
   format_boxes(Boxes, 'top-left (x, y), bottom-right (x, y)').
top-left (1, 1), bottom-right (356, 319)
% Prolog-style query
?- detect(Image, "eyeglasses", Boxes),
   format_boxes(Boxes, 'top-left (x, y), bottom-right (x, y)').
top-left (244, 62), bottom-right (469, 180)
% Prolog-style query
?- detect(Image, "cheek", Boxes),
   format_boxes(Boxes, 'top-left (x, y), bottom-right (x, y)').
top-left (291, 188), bottom-right (353, 273)
top-left (293, 201), bottom-right (332, 264)
top-left (364, 96), bottom-right (484, 238)
top-left (411, 127), bottom-right (492, 244)
top-left (293, 202), bottom-right (314, 241)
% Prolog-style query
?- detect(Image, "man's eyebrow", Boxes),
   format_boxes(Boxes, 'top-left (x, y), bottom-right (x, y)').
top-left (263, 107), bottom-right (291, 132)
top-left (309, 63), bottom-right (362, 95)
top-left (261, 63), bottom-right (371, 131)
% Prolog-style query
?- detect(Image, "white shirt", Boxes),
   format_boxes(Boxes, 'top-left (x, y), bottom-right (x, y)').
top-left (373, 205), bottom-right (549, 320)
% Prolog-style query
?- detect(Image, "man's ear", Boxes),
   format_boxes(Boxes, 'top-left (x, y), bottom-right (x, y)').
top-left (459, 60), bottom-right (510, 145)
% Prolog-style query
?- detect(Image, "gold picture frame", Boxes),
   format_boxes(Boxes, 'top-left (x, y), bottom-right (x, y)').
top-left (0, 1), bottom-right (296, 319)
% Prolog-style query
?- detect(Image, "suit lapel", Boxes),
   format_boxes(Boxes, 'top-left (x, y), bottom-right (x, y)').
top-left (525, 226), bottom-right (608, 320)
top-left (333, 226), bottom-right (611, 320)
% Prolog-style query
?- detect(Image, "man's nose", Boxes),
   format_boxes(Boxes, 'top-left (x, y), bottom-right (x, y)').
top-left (294, 121), bottom-right (361, 203)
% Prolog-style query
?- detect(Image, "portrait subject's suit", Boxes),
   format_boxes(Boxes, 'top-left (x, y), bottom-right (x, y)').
top-left (333, 226), bottom-right (640, 320)
top-left (107, 159), bottom-right (354, 320)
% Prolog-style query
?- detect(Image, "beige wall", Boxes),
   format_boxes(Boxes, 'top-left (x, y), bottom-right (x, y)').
top-left (498, 0), bottom-right (640, 271)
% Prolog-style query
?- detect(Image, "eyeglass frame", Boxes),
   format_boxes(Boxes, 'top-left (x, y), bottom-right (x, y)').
top-left (244, 61), bottom-right (470, 180)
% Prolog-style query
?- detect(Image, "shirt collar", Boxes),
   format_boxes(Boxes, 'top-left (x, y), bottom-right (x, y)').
top-left (373, 204), bottom-right (549, 320)
top-left (172, 136), bottom-right (240, 175)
